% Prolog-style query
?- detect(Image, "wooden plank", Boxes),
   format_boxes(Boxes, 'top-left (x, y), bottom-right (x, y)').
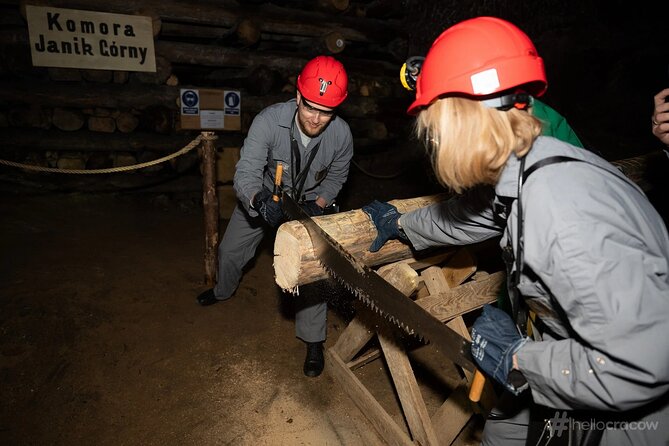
top-left (387, 250), bottom-right (455, 272)
top-left (333, 317), bottom-right (375, 363)
top-left (348, 347), bottom-right (381, 370)
top-left (442, 247), bottom-right (477, 288)
top-left (422, 265), bottom-right (452, 296)
top-left (326, 348), bottom-right (414, 446)
top-left (379, 332), bottom-right (439, 446)
top-left (333, 262), bottom-right (418, 363)
top-left (430, 380), bottom-right (473, 445)
top-left (421, 261), bottom-right (477, 441)
top-left (416, 272), bottom-right (504, 322)
top-left (446, 317), bottom-right (474, 382)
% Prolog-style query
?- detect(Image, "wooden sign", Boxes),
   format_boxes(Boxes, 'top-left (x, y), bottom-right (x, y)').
top-left (179, 88), bottom-right (241, 131)
top-left (26, 5), bottom-right (156, 72)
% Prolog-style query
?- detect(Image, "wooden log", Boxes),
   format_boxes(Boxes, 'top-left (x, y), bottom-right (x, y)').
top-left (324, 31), bottom-right (346, 54)
top-left (18, 0), bottom-right (401, 42)
top-left (273, 194), bottom-right (449, 292)
top-left (236, 18), bottom-right (261, 47)
top-left (165, 74), bottom-right (179, 86)
top-left (0, 127), bottom-right (244, 152)
top-left (8, 105), bottom-right (51, 129)
top-left (245, 65), bottom-right (283, 96)
top-left (155, 40), bottom-right (397, 75)
top-left (201, 133), bottom-right (219, 287)
top-left (113, 71), bottom-right (130, 84)
top-left (0, 80), bottom-right (406, 118)
top-left (82, 69), bottom-right (114, 83)
top-left (115, 111), bottom-right (140, 133)
top-left (160, 22), bottom-right (235, 41)
top-left (52, 107), bottom-right (86, 131)
top-left (135, 8), bottom-right (162, 37)
top-left (318, 0), bottom-right (350, 12)
top-left (360, 0), bottom-right (405, 19)
top-left (48, 68), bottom-right (82, 82)
top-left (130, 56), bottom-right (172, 85)
top-left (139, 106), bottom-right (173, 134)
top-left (87, 116), bottom-right (116, 133)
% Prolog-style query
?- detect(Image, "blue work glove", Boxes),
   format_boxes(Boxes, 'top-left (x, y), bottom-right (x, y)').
top-left (252, 186), bottom-right (285, 228)
top-left (471, 304), bottom-right (529, 395)
top-left (361, 200), bottom-right (407, 252)
top-left (300, 200), bottom-right (324, 217)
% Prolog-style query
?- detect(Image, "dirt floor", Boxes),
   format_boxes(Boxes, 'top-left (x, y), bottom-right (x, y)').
top-left (0, 162), bottom-right (486, 446)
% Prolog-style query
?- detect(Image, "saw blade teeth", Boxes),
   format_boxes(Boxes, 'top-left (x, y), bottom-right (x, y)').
top-left (316, 258), bottom-right (424, 343)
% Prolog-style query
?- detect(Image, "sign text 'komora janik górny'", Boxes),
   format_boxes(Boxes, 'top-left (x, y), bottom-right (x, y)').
top-left (26, 5), bottom-right (156, 73)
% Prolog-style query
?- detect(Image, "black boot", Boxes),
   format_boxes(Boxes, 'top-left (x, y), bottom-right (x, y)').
top-left (303, 341), bottom-right (324, 377)
top-left (197, 289), bottom-right (221, 306)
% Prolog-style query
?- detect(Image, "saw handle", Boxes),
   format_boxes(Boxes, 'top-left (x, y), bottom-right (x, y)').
top-left (468, 369), bottom-right (486, 402)
top-left (272, 162), bottom-right (283, 202)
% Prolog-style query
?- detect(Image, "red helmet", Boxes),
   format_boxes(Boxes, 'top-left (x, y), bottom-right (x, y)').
top-left (408, 17), bottom-right (547, 115)
top-left (297, 55), bottom-right (348, 108)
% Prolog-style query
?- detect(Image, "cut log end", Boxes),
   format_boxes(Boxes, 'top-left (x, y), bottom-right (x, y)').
top-left (274, 219), bottom-right (330, 293)
top-left (274, 225), bottom-right (304, 294)
top-left (324, 32), bottom-right (346, 54)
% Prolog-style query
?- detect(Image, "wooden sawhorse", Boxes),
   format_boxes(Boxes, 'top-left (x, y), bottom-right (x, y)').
top-left (326, 247), bottom-right (502, 446)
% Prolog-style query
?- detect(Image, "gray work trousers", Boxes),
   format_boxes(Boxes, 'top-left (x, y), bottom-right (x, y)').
top-left (481, 391), bottom-right (669, 446)
top-left (213, 204), bottom-right (327, 343)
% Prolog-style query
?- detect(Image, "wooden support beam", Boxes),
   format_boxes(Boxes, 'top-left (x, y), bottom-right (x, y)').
top-left (416, 272), bottom-right (504, 322)
top-left (326, 251), bottom-right (499, 446)
top-left (379, 330), bottom-right (440, 446)
top-left (200, 133), bottom-right (219, 287)
top-left (325, 350), bottom-right (414, 446)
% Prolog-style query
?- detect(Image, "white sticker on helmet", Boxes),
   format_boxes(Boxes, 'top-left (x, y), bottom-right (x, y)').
top-left (471, 68), bottom-right (500, 95)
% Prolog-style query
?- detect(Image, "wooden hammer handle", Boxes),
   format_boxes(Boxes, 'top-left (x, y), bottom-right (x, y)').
top-left (468, 369), bottom-right (486, 402)
top-left (272, 162), bottom-right (283, 202)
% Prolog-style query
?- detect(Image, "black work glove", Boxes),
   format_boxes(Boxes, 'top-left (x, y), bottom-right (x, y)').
top-left (300, 200), bottom-right (324, 217)
top-left (471, 304), bottom-right (529, 395)
top-left (252, 186), bottom-right (285, 228)
top-left (361, 200), bottom-right (407, 252)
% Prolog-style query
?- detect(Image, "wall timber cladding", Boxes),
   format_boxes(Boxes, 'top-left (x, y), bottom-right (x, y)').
top-left (0, 0), bottom-right (412, 184)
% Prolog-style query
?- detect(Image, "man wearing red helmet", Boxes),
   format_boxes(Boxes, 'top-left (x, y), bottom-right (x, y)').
top-left (364, 17), bottom-right (669, 445)
top-left (197, 55), bottom-right (353, 377)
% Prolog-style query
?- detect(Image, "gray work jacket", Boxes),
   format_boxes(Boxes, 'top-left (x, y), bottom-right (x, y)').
top-left (234, 99), bottom-right (353, 217)
top-left (402, 137), bottom-right (669, 442)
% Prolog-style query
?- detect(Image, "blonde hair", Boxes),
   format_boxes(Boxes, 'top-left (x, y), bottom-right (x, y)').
top-left (415, 97), bottom-right (542, 193)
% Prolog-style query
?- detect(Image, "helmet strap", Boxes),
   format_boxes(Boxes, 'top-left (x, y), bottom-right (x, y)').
top-left (481, 92), bottom-right (531, 111)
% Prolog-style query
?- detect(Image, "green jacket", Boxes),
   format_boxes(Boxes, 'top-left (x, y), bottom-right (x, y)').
top-left (531, 98), bottom-right (583, 148)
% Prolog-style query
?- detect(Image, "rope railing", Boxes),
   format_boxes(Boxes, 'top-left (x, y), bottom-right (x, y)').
top-left (0, 133), bottom-right (216, 174)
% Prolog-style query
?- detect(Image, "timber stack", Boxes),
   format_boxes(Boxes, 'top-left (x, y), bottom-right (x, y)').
top-left (0, 0), bottom-right (410, 178)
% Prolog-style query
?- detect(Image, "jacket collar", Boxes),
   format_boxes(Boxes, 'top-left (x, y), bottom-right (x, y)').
top-left (495, 152), bottom-right (523, 200)
top-left (278, 98), bottom-right (298, 130)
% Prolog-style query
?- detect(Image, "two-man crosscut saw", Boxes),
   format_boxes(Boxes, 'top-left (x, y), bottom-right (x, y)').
top-left (282, 193), bottom-right (476, 372)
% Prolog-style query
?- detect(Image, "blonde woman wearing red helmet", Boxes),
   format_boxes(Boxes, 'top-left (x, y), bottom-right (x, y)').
top-left (197, 55), bottom-right (353, 378)
top-left (363, 17), bottom-right (669, 445)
